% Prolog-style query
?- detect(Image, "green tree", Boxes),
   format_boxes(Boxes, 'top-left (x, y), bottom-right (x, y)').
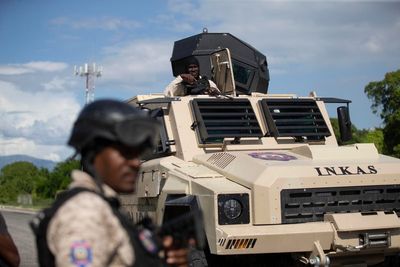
top-left (358, 128), bottom-right (384, 153)
top-left (34, 167), bottom-right (51, 198)
top-left (0, 159), bottom-right (80, 204)
top-left (45, 159), bottom-right (80, 198)
top-left (0, 162), bottom-right (42, 203)
top-left (330, 118), bottom-right (384, 153)
top-left (365, 69), bottom-right (400, 158)
top-left (330, 118), bottom-right (361, 145)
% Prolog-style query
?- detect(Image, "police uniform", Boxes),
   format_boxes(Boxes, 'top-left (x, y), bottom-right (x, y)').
top-left (164, 75), bottom-right (219, 96)
top-left (47, 170), bottom-right (162, 267)
top-left (47, 170), bottom-right (134, 267)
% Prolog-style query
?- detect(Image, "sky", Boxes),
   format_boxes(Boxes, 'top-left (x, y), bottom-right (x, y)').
top-left (0, 0), bottom-right (399, 162)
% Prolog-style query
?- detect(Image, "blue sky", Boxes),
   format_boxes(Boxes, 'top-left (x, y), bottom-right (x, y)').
top-left (0, 0), bottom-right (399, 161)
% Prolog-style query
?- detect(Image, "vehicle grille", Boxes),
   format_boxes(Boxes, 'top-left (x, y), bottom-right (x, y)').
top-left (260, 98), bottom-right (330, 140)
top-left (207, 152), bottom-right (236, 169)
top-left (191, 98), bottom-right (263, 144)
top-left (281, 185), bottom-right (400, 224)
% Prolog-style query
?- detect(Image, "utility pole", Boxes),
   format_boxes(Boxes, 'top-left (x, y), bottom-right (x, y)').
top-left (74, 63), bottom-right (102, 105)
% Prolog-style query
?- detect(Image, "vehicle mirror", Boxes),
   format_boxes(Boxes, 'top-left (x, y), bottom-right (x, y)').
top-left (337, 106), bottom-right (352, 142)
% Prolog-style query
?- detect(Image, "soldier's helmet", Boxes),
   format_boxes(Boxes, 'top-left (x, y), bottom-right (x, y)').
top-left (184, 56), bottom-right (199, 70)
top-left (68, 99), bottom-right (160, 155)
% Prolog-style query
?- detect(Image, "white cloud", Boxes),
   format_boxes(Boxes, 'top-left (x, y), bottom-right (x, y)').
top-left (0, 137), bottom-right (71, 162)
top-left (51, 16), bottom-right (141, 31)
top-left (0, 66), bottom-right (32, 75)
top-left (364, 37), bottom-right (382, 53)
top-left (0, 138), bottom-right (36, 156)
top-left (0, 80), bottom-right (81, 161)
top-left (23, 61), bottom-right (68, 72)
top-left (152, 14), bottom-right (195, 32)
top-left (100, 39), bottom-right (172, 87)
top-left (42, 76), bottom-right (77, 91)
top-left (188, 1), bottom-right (400, 69)
top-left (167, 0), bottom-right (197, 14)
top-left (0, 61), bottom-right (68, 75)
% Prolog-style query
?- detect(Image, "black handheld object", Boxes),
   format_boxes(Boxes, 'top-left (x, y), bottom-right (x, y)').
top-left (184, 77), bottom-right (210, 95)
top-left (159, 210), bottom-right (206, 250)
top-left (137, 210), bottom-right (206, 251)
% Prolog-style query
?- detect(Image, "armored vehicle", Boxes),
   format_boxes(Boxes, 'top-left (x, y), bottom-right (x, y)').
top-left (120, 31), bottom-right (400, 266)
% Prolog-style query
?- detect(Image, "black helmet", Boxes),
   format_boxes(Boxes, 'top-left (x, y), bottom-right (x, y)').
top-left (184, 56), bottom-right (199, 70)
top-left (68, 99), bottom-right (160, 154)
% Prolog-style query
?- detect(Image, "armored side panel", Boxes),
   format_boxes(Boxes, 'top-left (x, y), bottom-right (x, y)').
top-left (170, 32), bottom-right (269, 95)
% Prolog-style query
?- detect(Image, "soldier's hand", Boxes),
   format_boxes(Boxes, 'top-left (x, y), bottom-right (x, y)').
top-left (180, 74), bottom-right (197, 85)
top-left (163, 236), bottom-right (192, 267)
top-left (206, 87), bottom-right (220, 96)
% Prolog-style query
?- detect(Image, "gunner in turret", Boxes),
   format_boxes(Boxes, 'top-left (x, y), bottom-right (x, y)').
top-left (164, 56), bottom-right (220, 96)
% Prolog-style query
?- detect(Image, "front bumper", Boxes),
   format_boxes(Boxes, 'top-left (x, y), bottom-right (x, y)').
top-left (214, 211), bottom-right (400, 256)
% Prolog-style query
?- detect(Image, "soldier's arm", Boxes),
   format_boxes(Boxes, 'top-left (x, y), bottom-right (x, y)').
top-left (164, 76), bottom-right (185, 96)
top-left (0, 213), bottom-right (20, 267)
top-left (0, 234), bottom-right (20, 267)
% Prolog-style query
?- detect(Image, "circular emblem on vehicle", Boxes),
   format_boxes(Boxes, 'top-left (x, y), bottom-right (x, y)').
top-left (248, 152), bottom-right (297, 161)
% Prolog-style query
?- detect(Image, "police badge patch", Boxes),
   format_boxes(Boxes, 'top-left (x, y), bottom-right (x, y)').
top-left (249, 152), bottom-right (297, 161)
top-left (138, 228), bottom-right (159, 255)
top-left (69, 240), bottom-right (93, 267)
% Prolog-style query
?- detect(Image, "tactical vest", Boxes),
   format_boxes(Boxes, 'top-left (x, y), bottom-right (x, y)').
top-left (30, 187), bottom-right (164, 267)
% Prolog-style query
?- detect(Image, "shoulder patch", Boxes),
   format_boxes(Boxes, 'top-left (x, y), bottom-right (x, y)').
top-left (69, 240), bottom-right (93, 267)
top-left (138, 228), bottom-right (159, 255)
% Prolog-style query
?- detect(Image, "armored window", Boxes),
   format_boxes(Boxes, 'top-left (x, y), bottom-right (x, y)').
top-left (260, 98), bottom-right (331, 141)
top-left (142, 108), bottom-right (172, 160)
top-left (191, 98), bottom-right (263, 144)
top-left (232, 60), bottom-right (255, 93)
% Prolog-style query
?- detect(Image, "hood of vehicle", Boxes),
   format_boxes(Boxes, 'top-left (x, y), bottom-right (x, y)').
top-left (192, 144), bottom-right (400, 224)
top-left (193, 144), bottom-right (383, 188)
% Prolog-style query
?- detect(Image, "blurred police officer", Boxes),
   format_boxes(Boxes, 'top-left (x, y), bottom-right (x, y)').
top-left (33, 99), bottom-right (190, 267)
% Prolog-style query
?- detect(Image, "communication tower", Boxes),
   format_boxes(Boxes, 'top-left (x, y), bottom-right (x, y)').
top-left (74, 63), bottom-right (102, 104)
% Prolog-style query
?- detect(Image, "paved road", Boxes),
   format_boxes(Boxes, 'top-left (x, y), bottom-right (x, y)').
top-left (2, 210), bottom-right (38, 267)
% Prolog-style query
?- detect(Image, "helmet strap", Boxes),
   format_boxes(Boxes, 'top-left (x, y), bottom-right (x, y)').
top-left (81, 149), bottom-right (105, 195)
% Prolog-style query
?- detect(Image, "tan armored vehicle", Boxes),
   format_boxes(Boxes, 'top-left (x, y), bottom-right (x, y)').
top-left (120, 32), bottom-right (400, 266)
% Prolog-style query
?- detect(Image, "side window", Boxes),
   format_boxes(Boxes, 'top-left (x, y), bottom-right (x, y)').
top-left (142, 108), bottom-right (172, 160)
top-left (232, 60), bottom-right (255, 93)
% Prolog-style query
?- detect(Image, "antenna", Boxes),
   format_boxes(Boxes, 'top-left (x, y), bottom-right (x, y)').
top-left (74, 63), bottom-right (102, 105)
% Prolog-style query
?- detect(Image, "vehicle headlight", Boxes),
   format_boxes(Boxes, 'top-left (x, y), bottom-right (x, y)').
top-left (218, 193), bottom-right (250, 225)
top-left (223, 199), bottom-right (242, 219)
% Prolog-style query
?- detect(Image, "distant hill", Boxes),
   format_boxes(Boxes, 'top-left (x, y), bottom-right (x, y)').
top-left (0, 154), bottom-right (57, 170)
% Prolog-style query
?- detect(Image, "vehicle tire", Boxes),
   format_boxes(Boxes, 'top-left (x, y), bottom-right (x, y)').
top-left (189, 248), bottom-right (208, 267)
